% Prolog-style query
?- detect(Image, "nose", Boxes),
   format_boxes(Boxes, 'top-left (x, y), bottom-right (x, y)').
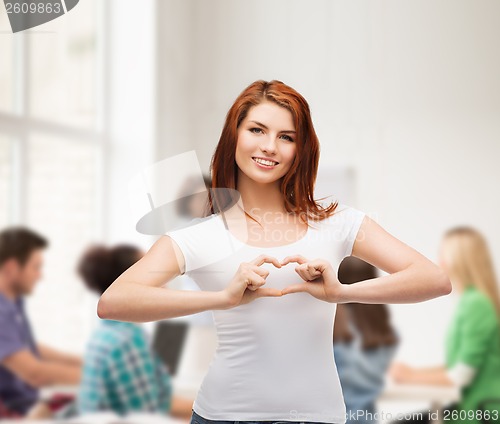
top-left (259, 134), bottom-right (278, 155)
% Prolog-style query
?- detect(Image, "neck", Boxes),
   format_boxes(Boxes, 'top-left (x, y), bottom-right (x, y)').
top-left (0, 277), bottom-right (18, 302)
top-left (452, 278), bottom-right (469, 294)
top-left (236, 172), bottom-right (287, 215)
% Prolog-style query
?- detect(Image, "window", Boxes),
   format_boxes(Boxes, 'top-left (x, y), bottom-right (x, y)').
top-left (0, 1), bottom-right (106, 352)
top-left (0, 136), bottom-right (13, 225)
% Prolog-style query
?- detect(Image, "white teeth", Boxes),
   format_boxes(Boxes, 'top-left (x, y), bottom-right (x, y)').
top-left (253, 157), bottom-right (278, 166)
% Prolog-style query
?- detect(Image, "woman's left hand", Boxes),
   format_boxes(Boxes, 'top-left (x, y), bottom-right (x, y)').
top-left (280, 255), bottom-right (345, 303)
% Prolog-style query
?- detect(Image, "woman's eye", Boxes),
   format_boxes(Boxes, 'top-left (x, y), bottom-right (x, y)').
top-left (280, 135), bottom-right (294, 142)
top-left (249, 127), bottom-right (293, 142)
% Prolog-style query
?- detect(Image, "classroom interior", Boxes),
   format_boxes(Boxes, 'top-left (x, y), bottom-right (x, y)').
top-left (1, 0), bottom-right (500, 423)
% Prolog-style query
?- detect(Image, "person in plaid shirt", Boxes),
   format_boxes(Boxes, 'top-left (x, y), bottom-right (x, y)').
top-left (76, 244), bottom-right (194, 418)
top-left (78, 319), bottom-right (172, 414)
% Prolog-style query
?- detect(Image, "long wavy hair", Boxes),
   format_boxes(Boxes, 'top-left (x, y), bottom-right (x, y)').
top-left (334, 256), bottom-right (399, 349)
top-left (209, 79), bottom-right (338, 226)
top-left (442, 226), bottom-right (500, 319)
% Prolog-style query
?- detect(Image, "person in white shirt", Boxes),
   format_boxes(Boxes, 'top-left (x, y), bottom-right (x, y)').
top-left (96, 79), bottom-right (452, 424)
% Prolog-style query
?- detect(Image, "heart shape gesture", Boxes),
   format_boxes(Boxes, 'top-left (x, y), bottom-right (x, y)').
top-left (221, 254), bottom-right (344, 309)
top-left (280, 255), bottom-right (344, 303)
top-left (222, 254), bottom-right (284, 308)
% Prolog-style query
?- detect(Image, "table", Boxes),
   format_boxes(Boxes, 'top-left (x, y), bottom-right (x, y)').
top-left (378, 377), bottom-right (461, 424)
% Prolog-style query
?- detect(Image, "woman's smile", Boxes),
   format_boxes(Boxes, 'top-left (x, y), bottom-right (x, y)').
top-left (252, 156), bottom-right (279, 169)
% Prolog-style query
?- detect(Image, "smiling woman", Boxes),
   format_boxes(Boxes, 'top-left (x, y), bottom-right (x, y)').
top-left (235, 103), bottom-right (297, 183)
top-left (97, 80), bottom-right (452, 424)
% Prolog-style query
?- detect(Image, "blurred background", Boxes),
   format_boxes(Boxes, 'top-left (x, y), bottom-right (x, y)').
top-left (1, 0), bottom-right (499, 422)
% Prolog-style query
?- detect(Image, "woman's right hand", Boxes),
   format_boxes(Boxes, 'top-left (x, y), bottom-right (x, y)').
top-left (222, 254), bottom-right (283, 308)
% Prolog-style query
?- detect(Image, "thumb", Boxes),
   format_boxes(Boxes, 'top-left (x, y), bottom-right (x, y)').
top-left (255, 287), bottom-right (284, 298)
top-left (281, 283), bottom-right (307, 295)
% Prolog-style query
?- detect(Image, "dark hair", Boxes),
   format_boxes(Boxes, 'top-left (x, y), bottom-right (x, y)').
top-left (0, 226), bottom-right (48, 267)
top-left (176, 174), bottom-right (212, 218)
top-left (334, 256), bottom-right (399, 349)
top-left (77, 244), bottom-right (142, 295)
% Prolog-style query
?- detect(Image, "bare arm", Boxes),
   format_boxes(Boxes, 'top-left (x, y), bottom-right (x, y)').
top-left (340, 216), bottom-right (452, 303)
top-left (407, 369), bottom-right (454, 386)
top-left (2, 349), bottom-right (81, 388)
top-left (97, 235), bottom-right (231, 323)
top-left (389, 362), bottom-right (454, 386)
top-left (37, 344), bottom-right (82, 367)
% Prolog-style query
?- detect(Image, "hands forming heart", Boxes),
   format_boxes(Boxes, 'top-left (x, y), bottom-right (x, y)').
top-left (222, 254), bottom-right (345, 308)
top-left (280, 254), bottom-right (344, 303)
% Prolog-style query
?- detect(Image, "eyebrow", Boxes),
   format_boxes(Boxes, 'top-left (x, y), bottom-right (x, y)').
top-left (249, 120), bottom-right (296, 133)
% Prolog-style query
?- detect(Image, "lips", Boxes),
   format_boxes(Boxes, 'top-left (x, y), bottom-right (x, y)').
top-left (252, 157), bottom-right (279, 167)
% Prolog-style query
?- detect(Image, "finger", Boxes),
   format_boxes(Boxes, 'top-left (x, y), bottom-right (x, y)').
top-left (251, 254), bottom-right (282, 268)
top-left (295, 266), bottom-right (312, 282)
top-left (294, 264), bottom-right (320, 281)
top-left (293, 261), bottom-right (324, 281)
top-left (305, 264), bottom-right (322, 279)
top-left (281, 283), bottom-right (308, 295)
top-left (251, 265), bottom-right (270, 278)
top-left (247, 274), bottom-right (266, 291)
top-left (308, 259), bottom-right (331, 274)
top-left (281, 255), bottom-right (308, 266)
top-left (243, 277), bottom-right (256, 291)
top-left (255, 287), bottom-right (283, 298)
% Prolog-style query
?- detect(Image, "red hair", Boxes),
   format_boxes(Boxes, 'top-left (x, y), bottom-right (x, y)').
top-left (209, 79), bottom-right (338, 225)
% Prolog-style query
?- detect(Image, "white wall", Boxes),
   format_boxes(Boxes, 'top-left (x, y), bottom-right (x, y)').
top-left (105, 0), bottom-right (157, 248)
top-left (156, 0), bottom-right (500, 365)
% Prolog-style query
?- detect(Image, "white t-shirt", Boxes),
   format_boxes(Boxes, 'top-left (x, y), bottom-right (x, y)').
top-left (165, 203), bottom-right (366, 424)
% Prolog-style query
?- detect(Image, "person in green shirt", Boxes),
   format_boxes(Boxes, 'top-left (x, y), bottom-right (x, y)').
top-left (389, 226), bottom-right (500, 424)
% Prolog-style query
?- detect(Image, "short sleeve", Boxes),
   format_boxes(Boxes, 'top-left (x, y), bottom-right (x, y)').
top-left (0, 309), bottom-right (25, 362)
top-left (164, 216), bottom-right (208, 275)
top-left (335, 204), bottom-right (366, 258)
top-left (455, 292), bottom-right (498, 368)
top-left (165, 214), bottom-right (241, 275)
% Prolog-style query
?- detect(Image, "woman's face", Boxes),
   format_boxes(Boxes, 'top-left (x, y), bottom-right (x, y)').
top-left (235, 101), bottom-right (297, 186)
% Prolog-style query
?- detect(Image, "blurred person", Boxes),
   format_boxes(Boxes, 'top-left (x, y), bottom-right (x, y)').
top-left (0, 227), bottom-right (82, 418)
top-left (334, 257), bottom-right (399, 424)
top-left (76, 244), bottom-right (194, 418)
top-left (176, 174), bottom-right (213, 220)
top-left (389, 226), bottom-right (500, 424)
top-left (97, 79), bottom-right (451, 424)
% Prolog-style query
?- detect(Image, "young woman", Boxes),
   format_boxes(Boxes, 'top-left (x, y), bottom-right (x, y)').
top-left (97, 80), bottom-right (451, 424)
top-left (389, 226), bottom-right (500, 424)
